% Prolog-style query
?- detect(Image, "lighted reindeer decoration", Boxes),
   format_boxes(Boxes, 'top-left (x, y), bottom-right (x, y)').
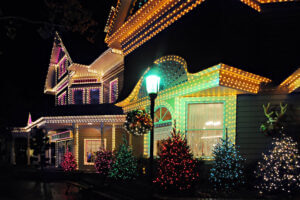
top-left (260, 102), bottom-right (287, 136)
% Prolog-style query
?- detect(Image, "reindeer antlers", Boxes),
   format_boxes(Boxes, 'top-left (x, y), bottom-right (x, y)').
top-left (263, 102), bottom-right (287, 120)
top-left (263, 103), bottom-right (274, 120)
top-left (275, 102), bottom-right (287, 119)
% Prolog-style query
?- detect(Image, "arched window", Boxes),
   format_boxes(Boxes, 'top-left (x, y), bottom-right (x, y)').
top-left (154, 107), bottom-right (172, 123)
top-left (154, 107), bottom-right (172, 156)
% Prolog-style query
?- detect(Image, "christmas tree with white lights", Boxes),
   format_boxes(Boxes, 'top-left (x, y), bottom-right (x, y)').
top-left (255, 135), bottom-right (300, 194)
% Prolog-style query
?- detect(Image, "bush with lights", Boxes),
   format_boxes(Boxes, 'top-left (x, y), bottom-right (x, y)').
top-left (254, 135), bottom-right (300, 194)
top-left (61, 148), bottom-right (77, 172)
top-left (209, 134), bottom-right (246, 194)
top-left (154, 124), bottom-right (199, 191)
top-left (94, 148), bottom-right (113, 177)
top-left (124, 109), bottom-right (152, 136)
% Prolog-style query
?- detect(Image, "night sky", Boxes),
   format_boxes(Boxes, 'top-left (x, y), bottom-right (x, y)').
top-left (0, 0), bottom-right (299, 128)
top-left (0, 0), bottom-right (116, 127)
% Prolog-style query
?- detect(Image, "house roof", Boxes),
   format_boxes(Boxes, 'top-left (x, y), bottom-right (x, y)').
top-left (116, 60), bottom-right (271, 108)
top-left (44, 32), bottom-right (124, 95)
top-left (29, 104), bottom-right (124, 121)
top-left (279, 68), bottom-right (300, 93)
top-left (114, 1), bottom-right (300, 102)
top-left (105, 0), bottom-right (300, 55)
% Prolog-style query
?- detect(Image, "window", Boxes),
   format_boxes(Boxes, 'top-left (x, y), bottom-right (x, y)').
top-left (187, 103), bottom-right (224, 158)
top-left (154, 107), bottom-right (172, 156)
top-left (109, 79), bottom-right (118, 103)
top-left (72, 89), bottom-right (84, 104)
top-left (84, 139), bottom-right (106, 165)
top-left (58, 59), bottom-right (67, 79)
top-left (57, 48), bottom-right (65, 62)
top-left (88, 88), bottom-right (100, 104)
top-left (57, 140), bottom-right (73, 167)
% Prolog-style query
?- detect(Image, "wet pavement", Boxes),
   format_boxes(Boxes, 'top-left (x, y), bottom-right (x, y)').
top-left (0, 179), bottom-right (81, 200)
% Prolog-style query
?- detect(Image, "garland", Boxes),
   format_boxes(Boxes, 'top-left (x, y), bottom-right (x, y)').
top-left (124, 109), bottom-right (152, 136)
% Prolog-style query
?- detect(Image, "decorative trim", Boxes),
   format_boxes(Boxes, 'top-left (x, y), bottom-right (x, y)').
top-left (51, 130), bottom-right (73, 141)
top-left (73, 78), bottom-right (99, 84)
top-left (117, 62), bottom-right (271, 109)
top-left (57, 91), bottom-right (67, 105)
top-left (106, 0), bottom-right (205, 55)
top-left (55, 79), bottom-right (69, 93)
top-left (279, 68), bottom-right (300, 93)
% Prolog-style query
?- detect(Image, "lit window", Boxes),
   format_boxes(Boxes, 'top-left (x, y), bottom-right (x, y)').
top-left (84, 139), bottom-right (106, 165)
top-left (109, 79), bottom-right (118, 103)
top-left (187, 103), bottom-right (224, 158)
top-left (154, 107), bottom-right (172, 156)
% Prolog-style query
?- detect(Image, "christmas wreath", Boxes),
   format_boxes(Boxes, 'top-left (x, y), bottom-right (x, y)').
top-left (124, 109), bottom-right (152, 136)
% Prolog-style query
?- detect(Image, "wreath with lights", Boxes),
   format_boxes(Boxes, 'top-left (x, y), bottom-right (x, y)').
top-left (124, 109), bottom-right (153, 136)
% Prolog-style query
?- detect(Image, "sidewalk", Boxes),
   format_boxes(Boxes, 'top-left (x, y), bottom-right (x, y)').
top-left (2, 165), bottom-right (300, 200)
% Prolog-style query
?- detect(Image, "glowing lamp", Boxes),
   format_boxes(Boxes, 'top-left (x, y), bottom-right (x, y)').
top-left (146, 75), bottom-right (160, 94)
top-left (145, 70), bottom-right (161, 182)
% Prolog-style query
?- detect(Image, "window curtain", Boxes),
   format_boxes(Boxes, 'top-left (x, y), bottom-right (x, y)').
top-left (187, 103), bottom-right (224, 157)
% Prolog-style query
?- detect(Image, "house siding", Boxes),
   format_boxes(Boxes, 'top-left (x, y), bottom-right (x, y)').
top-left (236, 93), bottom-right (300, 165)
top-left (103, 67), bottom-right (124, 103)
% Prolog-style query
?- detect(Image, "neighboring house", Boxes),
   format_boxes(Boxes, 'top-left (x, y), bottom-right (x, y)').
top-left (11, 0), bottom-right (300, 169)
top-left (12, 33), bottom-right (127, 171)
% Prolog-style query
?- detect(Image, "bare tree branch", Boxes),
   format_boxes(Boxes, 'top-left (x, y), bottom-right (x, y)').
top-left (0, 16), bottom-right (68, 29)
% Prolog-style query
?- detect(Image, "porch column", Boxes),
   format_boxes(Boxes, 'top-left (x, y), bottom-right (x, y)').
top-left (73, 123), bottom-right (79, 170)
top-left (55, 142), bottom-right (59, 167)
top-left (112, 124), bottom-right (116, 151)
top-left (27, 131), bottom-right (31, 165)
top-left (11, 136), bottom-right (16, 165)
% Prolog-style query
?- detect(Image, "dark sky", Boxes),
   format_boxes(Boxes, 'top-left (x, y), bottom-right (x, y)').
top-left (0, 0), bottom-right (116, 127)
top-left (0, 0), bottom-right (299, 128)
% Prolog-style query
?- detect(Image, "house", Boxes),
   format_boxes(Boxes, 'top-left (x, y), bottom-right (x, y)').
top-left (11, 0), bottom-right (300, 169)
top-left (11, 33), bottom-right (127, 170)
top-left (106, 0), bottom-right (300, 164)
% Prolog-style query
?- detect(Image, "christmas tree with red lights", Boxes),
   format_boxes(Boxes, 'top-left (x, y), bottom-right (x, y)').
top-left (154, 123), bottom-right (199, 191)
top-left (94, 148), bottom-right (113, 177)
top-left (61, 148), bottom-right (77, 172)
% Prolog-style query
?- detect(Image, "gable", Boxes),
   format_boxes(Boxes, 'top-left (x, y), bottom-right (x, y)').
top-left (44, 32), bottom-right (73, 94)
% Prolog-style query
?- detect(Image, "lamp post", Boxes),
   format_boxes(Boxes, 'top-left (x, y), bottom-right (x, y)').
top-left (145, 74), bottom-right (160, 181)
